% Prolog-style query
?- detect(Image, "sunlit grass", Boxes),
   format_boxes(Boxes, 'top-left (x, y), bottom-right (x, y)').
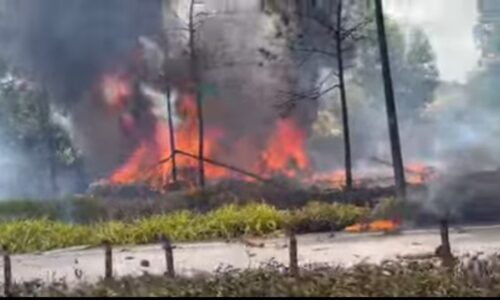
top-left (0, 202), bottom-right (367, 254)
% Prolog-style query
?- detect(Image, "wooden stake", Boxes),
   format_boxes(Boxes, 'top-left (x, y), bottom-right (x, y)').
top-left (160, 235), bottom-right (175, 277)
top-left (2, 246), bottom-right (11, 297)
top-left (103, 241), bottom-right (113, 280)
top-left (438, 219), bottom-right (455, 267)
top-left (289, 231), bottom-right (299, 277)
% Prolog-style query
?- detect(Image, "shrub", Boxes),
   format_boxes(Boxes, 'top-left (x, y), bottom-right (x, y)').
top-left (284, 201), bottom-right (369, 233)
top-left (0, 199), bottom-right (60, 221)
top-left (0, 202), bottom-right (367, 254)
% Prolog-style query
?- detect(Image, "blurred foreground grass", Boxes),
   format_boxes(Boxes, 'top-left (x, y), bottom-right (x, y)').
top-left (11, 257), bottom-right (500, 297)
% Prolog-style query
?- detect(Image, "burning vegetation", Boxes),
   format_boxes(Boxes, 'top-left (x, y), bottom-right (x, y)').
top-left (0, 0), bottom-right (499, 234)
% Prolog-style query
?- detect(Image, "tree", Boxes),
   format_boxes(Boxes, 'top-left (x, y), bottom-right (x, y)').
top-left (0, 62), bottom-right (83, 197)
top-left (188, 0), bottom-right (206, 188)
top-left (374, 0), bottom-right (406, 200)
top-left (263, 0), bottom-right (371, 190)
top-left (356, 23), bottom-right (439, 121)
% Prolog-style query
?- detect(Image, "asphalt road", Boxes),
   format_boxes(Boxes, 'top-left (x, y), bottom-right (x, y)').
top-left (3, 225), bottom-right (500, 286)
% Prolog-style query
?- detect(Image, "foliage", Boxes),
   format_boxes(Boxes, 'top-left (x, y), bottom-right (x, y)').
top-left (0, 202), bottom-right (366, 254)
top-left (13, 258), bottom-right (500, 297)
top-left (0, 67), bottom-right (80, 168)
top-left (355, 21), bottom-right (439, 119)
top-left (284, 201), bottom-right (369, 233)
top-left (0, 199), bottom-right (61, 221)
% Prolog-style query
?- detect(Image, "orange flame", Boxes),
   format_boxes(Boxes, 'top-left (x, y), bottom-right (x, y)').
top-left (100, 72), bottom-right (436, 192)
top-left (406, 163), bottom-right (438, 185)
top-left (99, 71), bottom-right (322, 191)
top-left (345, 220), bottom-right (401, 233)
top-left (258, 119), bottom-right (311, 177)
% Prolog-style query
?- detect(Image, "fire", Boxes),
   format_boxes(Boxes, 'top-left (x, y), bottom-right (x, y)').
top-left (101, 73), bottom-right (315, 191)
top-left (259, 119), bottom-right (311, 177)
top-left (99, 69), bottom-right (437, 192)
top-left (107, 87), bottom-right (230, 190)
top-left (101, 74), bottom-right (131, 112)
top-left (345, 220), bottom-right (401, 233)
top-left (310, 170), bottom-right (364, 189)
top-left (406, 163), bottom-right (438, 185)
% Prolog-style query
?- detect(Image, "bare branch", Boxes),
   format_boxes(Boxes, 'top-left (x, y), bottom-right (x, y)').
top-left (291, 46), bottom-right (338, 58)
top-left (317, 69), bottom-right (340, 87)
top-left (274, 77), bottom-right (341, 118)
top-left (340, 17), bottom-right (372, 41)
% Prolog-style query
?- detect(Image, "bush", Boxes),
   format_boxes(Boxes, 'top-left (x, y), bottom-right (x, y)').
top-left (0, 202), bottom-right (367, 254)
top-left (0, 199), bottom-right (60, 221)
top-left (284, 201), bottom-right (369, 233)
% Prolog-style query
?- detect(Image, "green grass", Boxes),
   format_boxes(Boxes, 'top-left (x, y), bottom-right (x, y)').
top-left (0, 202), bottom-right (368, 254)
top-left (11, 258), bottom-right (500, 297)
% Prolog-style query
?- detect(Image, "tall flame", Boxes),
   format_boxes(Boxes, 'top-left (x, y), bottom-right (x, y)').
top-left (259, 119), bottom-right (311, 178)
top-left (100, 72), bottom-right (436, 192)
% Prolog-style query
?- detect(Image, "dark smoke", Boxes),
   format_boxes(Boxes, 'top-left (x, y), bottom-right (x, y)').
top-left (0, 0), bottom-right (165, 179)
top-left (0, 0), bottom-right (163, 109)
top-left (0, 0), bottom-right (319, 182)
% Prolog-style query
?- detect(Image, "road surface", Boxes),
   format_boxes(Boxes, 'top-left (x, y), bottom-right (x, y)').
top-left (3, 225), bottom-right (500, 286)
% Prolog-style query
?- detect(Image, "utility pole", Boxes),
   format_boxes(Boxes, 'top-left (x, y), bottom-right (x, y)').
top-left (374, 0), bottom-right (406, 200)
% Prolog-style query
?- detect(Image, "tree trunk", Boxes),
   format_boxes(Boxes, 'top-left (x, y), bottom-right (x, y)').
top-left (188, 0), bottom-right (205, 188)
top-left (374, 0), bottom-right (406, 200)
top-left (39, 91), bottom-right (58, 197)
top-left (335, 0), bottom-right (353, 191)
top-left (165, 87), bottom-right (178, 183)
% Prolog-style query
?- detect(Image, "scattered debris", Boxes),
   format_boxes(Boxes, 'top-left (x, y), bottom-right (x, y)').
top-left (140, 260), bottom-right (150, 268)
top-left (312, 247), bottom-right (329, 252)
top-left (398, 253), bottom-right (436, 260)
top-left (74, 268), bottom-right (83, 280)
top-left (242, 238), bottom-right (265, 248)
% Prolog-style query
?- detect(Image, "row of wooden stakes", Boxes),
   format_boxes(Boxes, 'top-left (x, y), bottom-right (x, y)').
top-left (1, 223), bottom-right (453, 297)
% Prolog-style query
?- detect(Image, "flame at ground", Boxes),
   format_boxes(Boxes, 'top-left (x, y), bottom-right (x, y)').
top-left (108, 88), bottom-right (230, 190)
top-left (102, 73), bottom-right (315, 191)
top-left (345, 220), bottom-right (401, 233)
top-left (259, 119), bottom-right (311, 178)
top-left (101, 72), bottom-right (438, 192)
